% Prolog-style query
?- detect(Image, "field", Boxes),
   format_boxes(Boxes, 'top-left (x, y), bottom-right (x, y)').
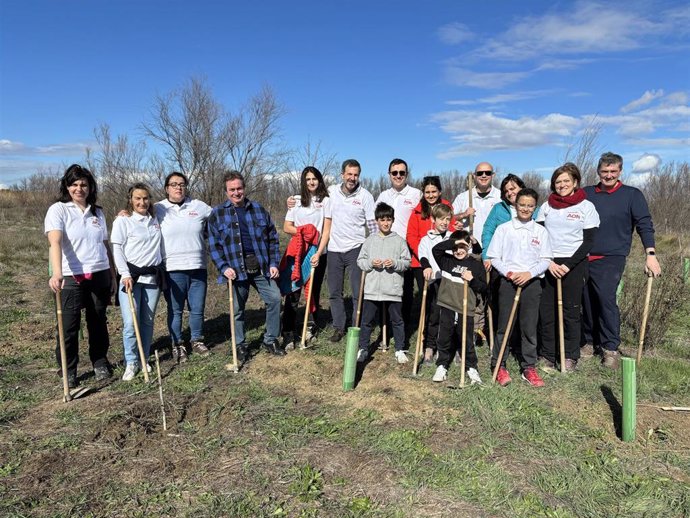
top-left (1, 191), bottom-right (689, 517)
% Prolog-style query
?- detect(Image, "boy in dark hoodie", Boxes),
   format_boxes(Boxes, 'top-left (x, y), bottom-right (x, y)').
top-left (431, 230), bottom-right (487, 383)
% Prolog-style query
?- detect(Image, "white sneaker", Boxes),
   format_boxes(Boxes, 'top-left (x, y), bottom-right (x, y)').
top-left (432, 365), bottom-right (448, 382)
top-left (467, 367), bottom-right (483, 385)
top-left (357, 348), bottom-right (367, 363)
top-left (395, 350), bottom-right (409, 364)
top-left (122, 363), bottom-right (140, 381)
top-left (146, 363), bottom-right (152, 374)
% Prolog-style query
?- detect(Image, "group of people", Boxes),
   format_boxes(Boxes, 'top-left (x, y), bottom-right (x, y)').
top-left (45, 152), bottom-right (661, 389)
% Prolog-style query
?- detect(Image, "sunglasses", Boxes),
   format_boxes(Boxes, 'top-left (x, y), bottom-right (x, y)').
top-left (389, 170), bottom-right (407, 177)
top-left (475, 170), bottom-right (494, 177)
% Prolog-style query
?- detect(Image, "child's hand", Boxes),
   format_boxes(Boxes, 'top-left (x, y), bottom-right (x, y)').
top-left (510, 271), bottom-right (532, 286)
top-left (383, 259), bottom-right (393, 269)
top-left (461, 270), bottom-right (473, 282)
top-left (423, 267), bottom-right (433, 280)
top-left (372, 258), bottom-right (383, 269)
top-left (548, 262), bottom-right (569, 278)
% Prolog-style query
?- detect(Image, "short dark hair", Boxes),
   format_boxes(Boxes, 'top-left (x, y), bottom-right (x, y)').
top-left (223, 170), bottom-right (245, 186)
top-left (598, 152), bottom-right (623, 171)
top-left (58, 164), bottom-right (99, 215)
top-left (388, 158), bottom-right (408, 173)
top-left (126, 182), bottom-right (155, 217)
top-left (375, 202), bottom-right (394, 220)
top-left (499, 174), bottom-right (526, 204)
top-left (516, 187), bottom-right (539, 205)
top-left (341, 159), bottom-right (361, 173)
top-left (550, 163), bottom-right (581, 193)
top-left (165, 171), bottom-right (188, 187)
top-left (449, 230), bottom-right (471, 251)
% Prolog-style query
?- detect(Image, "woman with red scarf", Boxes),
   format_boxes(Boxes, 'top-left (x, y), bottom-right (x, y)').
top-left (536, 163), bottom-right (600, 372)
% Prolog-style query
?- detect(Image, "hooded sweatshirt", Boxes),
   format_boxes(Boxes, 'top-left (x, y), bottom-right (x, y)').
top-left (357, 232), bottom-right (411, 302)
top-left (432, 239), bottom-right (487, 314)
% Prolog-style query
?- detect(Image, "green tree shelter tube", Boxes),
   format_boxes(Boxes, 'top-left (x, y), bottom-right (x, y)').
top-left (622, 357), bottom-right (637, 442)
top-left (343, 327), bottom-right (359, 391)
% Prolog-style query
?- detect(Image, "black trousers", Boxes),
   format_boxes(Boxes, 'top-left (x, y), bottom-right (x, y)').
top-left (491, 277), bottom-right (542, 370)
top-left (55, 269), bottom-right (112, 373)
top-left (282, 255), bottom-right (327, 338)
top-left (359, 300), bottom-right (405, 352)
top-left (436, 307), bottom-right (476, 370)
top-left (539, 259), bottom-right (588, 362)
top-left (412, 269), bottom-right (441, 351)
top-left (582, 256), bottom-right (626, 352)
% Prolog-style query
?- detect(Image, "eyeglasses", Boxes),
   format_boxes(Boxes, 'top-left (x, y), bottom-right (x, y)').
top-left (168, 182), bottom-right (187, 188)
top-left (475, 170), bottom-right (494, 177)
top-left (389, 170), bottom-right (407, 177)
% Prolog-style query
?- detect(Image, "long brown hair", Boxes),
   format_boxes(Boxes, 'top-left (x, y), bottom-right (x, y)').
top-left (300, 166), bottom-right (329, 207)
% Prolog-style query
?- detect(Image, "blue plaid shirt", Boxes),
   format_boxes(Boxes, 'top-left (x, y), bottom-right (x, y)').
top-left (208, 198), bottom-right (281, 283)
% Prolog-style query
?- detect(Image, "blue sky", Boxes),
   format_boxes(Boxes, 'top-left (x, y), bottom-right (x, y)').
top-left (1, 0), bottom-right (689, 188)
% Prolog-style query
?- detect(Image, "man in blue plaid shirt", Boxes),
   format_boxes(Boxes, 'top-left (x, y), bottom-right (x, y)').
top-left (208, 171), bottom-right (286, 360)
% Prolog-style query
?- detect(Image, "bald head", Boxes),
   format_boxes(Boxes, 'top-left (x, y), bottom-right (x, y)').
top-left (473, 162), bottom-right (495, 192)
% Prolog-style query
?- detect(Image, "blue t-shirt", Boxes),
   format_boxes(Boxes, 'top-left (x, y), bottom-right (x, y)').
top-left (235, 206), bottom-right (256, 255)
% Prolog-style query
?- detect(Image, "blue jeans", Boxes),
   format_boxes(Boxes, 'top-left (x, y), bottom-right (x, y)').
top-left (164, 269), bottom-right (208, 345)
top-left (231, 273), bottom-right (281, 346)
top-left (118, 283), bottom-right (161, 366)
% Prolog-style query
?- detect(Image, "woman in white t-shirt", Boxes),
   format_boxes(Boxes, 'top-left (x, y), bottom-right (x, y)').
top-left (537, 163), bottom-right (600, 372)
top-left (155, 172), bottom-right (212, 363)
top-left (281, 166), bottom-right (332, 347)
top-left (111, 183), bottom-right (164, 381)
top-left (45, 164), bottom-right (116, 387)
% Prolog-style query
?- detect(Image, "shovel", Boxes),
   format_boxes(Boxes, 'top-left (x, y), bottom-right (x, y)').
top-left (126, 286), bottom-right (150, 383)
top-left (492, 285), bottom-right (522, 383)
top-left (225, 279), bottom-right (240, 373)
top-left (55, 291), bottom-right (91, 401)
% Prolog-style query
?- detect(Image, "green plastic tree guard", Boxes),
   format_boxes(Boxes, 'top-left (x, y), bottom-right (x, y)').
top-left (621, 357), bottom-right (636, 442)
top-left (343, 327), bottom-right (359, 391)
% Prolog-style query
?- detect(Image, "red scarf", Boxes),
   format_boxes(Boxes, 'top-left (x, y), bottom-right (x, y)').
top-left (548, 189), bottom-right (586, 209)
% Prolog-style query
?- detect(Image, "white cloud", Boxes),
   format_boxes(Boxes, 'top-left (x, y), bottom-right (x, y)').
top-left (447, 90), bottom-right (556, 106)
top-left (444, 66), bottom-right (528, 89)
top-left (631, 153), bottom-right (662, 174)
top-left (0, 139), bottom-right (27, 154)
top-left (621, 90), bottom-right (665, 113)
top-left (625, 172), bottom-right (652, 187)
top-left (437, 22), bottom-right (474, 45)
top-left (432, 110), bottom-right (581, 157)
top-left (0, 139), bottom-right (90, 157)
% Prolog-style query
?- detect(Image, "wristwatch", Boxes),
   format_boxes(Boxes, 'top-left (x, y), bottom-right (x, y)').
top-left (646, 251), bottom-right (656, 256)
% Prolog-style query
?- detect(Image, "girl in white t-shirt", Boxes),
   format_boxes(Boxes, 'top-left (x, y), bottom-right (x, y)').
top-left (45, 164), bottom-right (116, 387)
top-left (111, 183), bottom-right (164, 381)
top-left (536, 163), bottom-right (600, 372)
top-left (281, 167), bottom-right (332, 347)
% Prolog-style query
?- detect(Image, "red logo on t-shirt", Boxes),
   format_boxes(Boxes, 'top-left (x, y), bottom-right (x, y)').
top-left (404, 199), bottom-right (414, 206)
top-left (351, 199), bottom-right (362, 206)
top-left (188, 211), bottom-right (199, 217)
top-left (531, 237), bottom-right (541, 246)
top-left (566, 212), bottom-right (581, 221)
top-left (90, 217), bottom-right (100, 227)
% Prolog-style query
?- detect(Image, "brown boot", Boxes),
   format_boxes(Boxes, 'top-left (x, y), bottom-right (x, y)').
top-left (602, 350), bottom-right (620, 370)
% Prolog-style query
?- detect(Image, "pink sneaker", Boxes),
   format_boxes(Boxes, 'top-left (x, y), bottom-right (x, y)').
top-left (496, 367), bottom-right (512, 386)
top-left (521, 367), bottom-right (545, 387)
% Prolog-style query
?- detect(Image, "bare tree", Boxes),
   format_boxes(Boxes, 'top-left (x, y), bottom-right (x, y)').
top-left (142, 78), bottom-right (288, 206)
top-left (563, 119), bottom-right (604, 186)
top-left (85, 123), bottom-right (150, 220)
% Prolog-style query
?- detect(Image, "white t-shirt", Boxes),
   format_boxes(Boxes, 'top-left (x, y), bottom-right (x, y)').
top-left (155, 198), bottom-right (212, 271)
top-left (487, 218), bottom-right (553, 278)
top-left (417, 230), bottom-right (450, 283)
top-left (111, 212), bottom-right (163, 284)
top-left (536, 199), bottom-right (600, 258)
top-left (285, 195), bottom-right (332, 240)
top-left (44, 202), bottom-right (110, 276)
top-left (452, 185), bottom-right (501, 247)
top-left (376, 184), bottom-right (422, 239)
top-left (327, 184), bottom-right (376, 253)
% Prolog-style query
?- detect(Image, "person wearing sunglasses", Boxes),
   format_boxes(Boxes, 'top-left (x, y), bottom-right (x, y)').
top-left (452, 162), bottom-right (502, 348)
top-left (375, 158), bottom-right (421, 346)
top-left (452, 163), bottom-right (502, 248)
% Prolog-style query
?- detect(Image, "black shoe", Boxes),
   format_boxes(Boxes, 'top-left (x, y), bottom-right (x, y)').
top-left (67, 371), bottom-right (78, 389)
top-left (236, 344), bottom-right (249, 363)
top-left (93, 365), bottom-right (112, 381)
top-left (263, 340), bottom-right (286, 356)
top-left (330, 328), bottom-right (345, 343)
